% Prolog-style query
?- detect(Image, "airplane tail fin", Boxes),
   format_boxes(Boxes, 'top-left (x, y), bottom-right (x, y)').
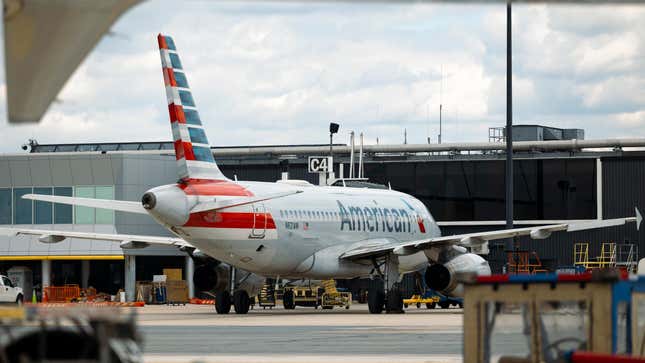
top-left (157, 34), bottom-right (227, 181)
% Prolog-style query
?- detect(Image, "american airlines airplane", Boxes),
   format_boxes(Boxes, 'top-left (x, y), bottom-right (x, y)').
top-left (2, 34), bottom-right (641, 314)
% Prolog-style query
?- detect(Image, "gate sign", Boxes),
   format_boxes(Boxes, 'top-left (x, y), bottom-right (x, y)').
top-left (308, 156), bottom-right (333, 173)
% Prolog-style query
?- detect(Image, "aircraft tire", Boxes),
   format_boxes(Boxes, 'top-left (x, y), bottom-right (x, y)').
top-left (385, 288), bottom-right (403, 313)
top-left (283, 290), bottom-right (295, 310)
top-left (439, 301), bottom-right (450, 309)
top-left (367, 288), bottom-right (384, 314)
top-left (233, 290), bottom-right (251, 314)
top-left (215, 290), bottom-right (232, 314)
top-left (426, 302), bottom-right (436, 309)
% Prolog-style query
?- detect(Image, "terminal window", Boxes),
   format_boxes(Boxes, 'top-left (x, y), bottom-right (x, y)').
top-left (13, 188), bottom-right (32, 224)
top-left (74, 186), bottom-right (115, 224)
top-left (0, 189), bottom-right (10, 224)
top-left (54, 187), bottom-right (73, 223)
top-left (34, 187), bottom-right (53, 224)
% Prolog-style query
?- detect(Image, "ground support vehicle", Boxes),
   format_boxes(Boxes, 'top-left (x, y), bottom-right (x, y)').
top-left (403, 293), bottom-right (439, 309)
top-left (0, 275), bottom-right (23, 305)
top-left (282, 286), bottom-right (322, 309)
top-left (320, 280), bottom-right (351, 310)
top-left (258, 281), bottom-right (276, 309)
top-left (462, 270), bottom-right (645, 363)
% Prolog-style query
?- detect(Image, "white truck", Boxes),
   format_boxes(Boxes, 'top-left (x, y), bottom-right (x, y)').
top-left (0, 275), bottom-right (23, 304)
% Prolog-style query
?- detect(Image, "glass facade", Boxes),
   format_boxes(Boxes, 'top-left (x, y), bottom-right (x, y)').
top-left (34, 187), bottom-right (53, 224)
top-left (74, 186), bottom-right (95, 224)
top-left (95, 186), bottom-right (115, 224)
top-left (0, 189), bottom-right (10, 224)
top-left (13, 188), bottom-right (32, 224)
top-left (0, 186), bottom-right (115, 225)
top-left (363, 159), bottom-right (596, 221)
top-left (54, 187), bottom-right (73, 224)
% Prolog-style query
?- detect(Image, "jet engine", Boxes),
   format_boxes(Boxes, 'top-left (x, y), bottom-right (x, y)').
top-left (193, 260), bottom-right (265, 297)
top-left (193, 261), bottom-right (230, 292)
top-left (424, 251), bottom-right (491, 297)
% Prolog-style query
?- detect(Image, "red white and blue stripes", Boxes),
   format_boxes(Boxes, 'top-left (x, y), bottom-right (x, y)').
top-left (158, 34), bottom-right (226, 181)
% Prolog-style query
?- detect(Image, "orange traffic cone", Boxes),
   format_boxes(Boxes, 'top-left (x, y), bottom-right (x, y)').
top-left (42, 289), bottom-right (48, 303)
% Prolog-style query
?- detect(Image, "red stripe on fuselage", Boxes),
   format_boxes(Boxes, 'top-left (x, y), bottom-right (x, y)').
top-left (179, 178), bottom-right (253, 197)
top-left (184, 211), bottom-right (276, 229)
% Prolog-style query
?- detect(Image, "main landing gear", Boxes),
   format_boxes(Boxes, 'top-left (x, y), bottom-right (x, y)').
top-left (367, 254), bottom-right (404, 314)
top-left (215, 267), bottom-right (252, 314)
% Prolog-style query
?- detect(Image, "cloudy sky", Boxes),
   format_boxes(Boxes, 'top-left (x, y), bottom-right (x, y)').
top-left (0, 1), bottom-right (644, 152)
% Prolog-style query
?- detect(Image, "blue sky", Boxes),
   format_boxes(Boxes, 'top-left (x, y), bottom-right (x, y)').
top-left (0, 1), bottom-right (644, 151)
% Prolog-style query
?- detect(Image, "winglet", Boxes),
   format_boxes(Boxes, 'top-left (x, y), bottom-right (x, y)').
top-left (636, 207), bottom-right (642, 231)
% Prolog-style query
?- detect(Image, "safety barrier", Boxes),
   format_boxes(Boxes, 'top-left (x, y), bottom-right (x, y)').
top-left (43, 285), bottom-right (81, 303)
top-left (189, 298), bottom-right (214, 305)
top-left (27, 301), bottom-right (145, 307)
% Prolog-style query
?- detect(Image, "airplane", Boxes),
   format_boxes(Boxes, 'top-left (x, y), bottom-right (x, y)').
top-left (1, 34), bottom-right (641, 314)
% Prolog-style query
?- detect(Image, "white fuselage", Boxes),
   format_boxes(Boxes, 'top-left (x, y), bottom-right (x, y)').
top-left (157, 180), bottom-right (440, 279)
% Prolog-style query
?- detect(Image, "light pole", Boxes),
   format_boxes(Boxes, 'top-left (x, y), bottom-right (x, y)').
top-left (329, 122), bottom-right (339, 157)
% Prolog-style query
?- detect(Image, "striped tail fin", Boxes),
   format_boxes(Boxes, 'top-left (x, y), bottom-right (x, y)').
top-left (157, 34), bottom-right (227, 181)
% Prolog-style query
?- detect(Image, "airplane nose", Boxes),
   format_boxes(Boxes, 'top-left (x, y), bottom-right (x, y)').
top-left (141, 185), bottom-right (191, 226)
top-left (141, 192), bottom-right (156, 210)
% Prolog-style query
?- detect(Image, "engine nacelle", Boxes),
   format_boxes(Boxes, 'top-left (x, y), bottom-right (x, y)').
top-left (424, 252), bottom-right (491, 297)
top-left (193, 262), bottom-right (230, 292)
top-left (192, 262), bottom-right (265, 297)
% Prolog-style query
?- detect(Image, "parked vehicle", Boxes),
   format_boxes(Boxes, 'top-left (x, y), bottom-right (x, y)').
top-left (0, 275), bottom-right (23, 305)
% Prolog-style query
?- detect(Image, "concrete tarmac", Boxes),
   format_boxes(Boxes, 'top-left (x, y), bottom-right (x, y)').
top-left (137, 303), bottom-right (467, 363)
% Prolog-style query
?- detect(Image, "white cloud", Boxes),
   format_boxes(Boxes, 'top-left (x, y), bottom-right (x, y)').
top-left (0, 2), bottom-right (644, 152)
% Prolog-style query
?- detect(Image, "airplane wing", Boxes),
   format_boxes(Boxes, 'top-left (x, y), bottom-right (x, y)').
top-left (340, 209), bottom-right (642, 260)
top-left (4, 0), bottom-right (141, 123)
top-left (0, 227), bottom-right (190, 250)
top-left (25, 191), bottom-right (302, 214)
top-left (22, 194), bottom-right (147, 214)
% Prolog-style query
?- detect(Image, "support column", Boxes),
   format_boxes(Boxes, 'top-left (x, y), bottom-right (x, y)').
top-left (41, 259), bottom-right (51, 288)
top-left (81, 260), bottom-right (90, 289)
top-left (124, 255), bottom-right (136, 302)
top-left (185, 256), bottom-right (195, 299)
top-left (596, 158), bottom-right (603, 220)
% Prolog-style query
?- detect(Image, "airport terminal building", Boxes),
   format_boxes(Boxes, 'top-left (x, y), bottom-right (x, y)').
top-left (1, 125), bottom-right (643, 300)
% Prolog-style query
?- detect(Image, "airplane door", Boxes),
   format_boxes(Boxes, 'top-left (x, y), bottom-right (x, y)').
top-left (250, 204), bottom-right (266, 239)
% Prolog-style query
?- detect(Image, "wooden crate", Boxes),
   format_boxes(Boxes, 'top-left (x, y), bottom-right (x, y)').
top-left (163, 268), bottom-right (182, 281)
top-left (166, 280), bottom-right (188, 304)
